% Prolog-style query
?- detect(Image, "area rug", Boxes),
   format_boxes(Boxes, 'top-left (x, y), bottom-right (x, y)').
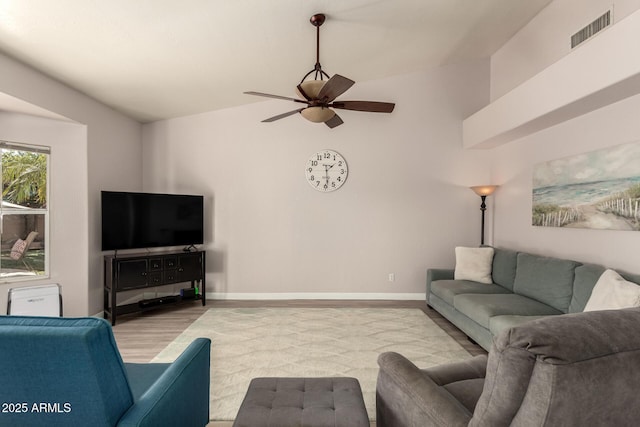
top-left (152, 307), bottom-right (471, 421)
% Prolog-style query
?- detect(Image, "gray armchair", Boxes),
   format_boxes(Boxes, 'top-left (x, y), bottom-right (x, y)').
top-left (377, 307), bottom-right (640, 426)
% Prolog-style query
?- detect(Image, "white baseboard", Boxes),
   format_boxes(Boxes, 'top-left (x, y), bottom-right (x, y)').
top-left (207, 292), bottom-right (425, 301)
top-left (94, 293), bottom-right (425, 320)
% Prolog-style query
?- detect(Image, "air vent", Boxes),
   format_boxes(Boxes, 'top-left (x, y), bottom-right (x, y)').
top-left (571, 10), bottom-right (611, 49)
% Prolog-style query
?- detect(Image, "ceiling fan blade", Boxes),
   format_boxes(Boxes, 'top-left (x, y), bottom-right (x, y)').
top-left (324, 114), bottom-right (344, 128)
top-left (316, 74), bottom-right (355, 102)
top-left (244, 91), bottom-right (308, 104)
top-left (261, 108), bottom-right (305, 122)
top-left (331, 100), bottom-right (395, 113)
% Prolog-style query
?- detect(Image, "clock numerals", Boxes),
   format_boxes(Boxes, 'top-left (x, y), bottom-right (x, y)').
top-left (305, 150), bottom-right (348, 192)
top-left (317, 152), bottom-right (335, 161)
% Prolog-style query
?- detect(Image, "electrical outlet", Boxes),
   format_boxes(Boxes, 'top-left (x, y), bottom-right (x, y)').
top-left (388, 273), bottom-right (395, 282)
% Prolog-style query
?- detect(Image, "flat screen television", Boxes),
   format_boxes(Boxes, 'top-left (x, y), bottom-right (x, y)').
top-left (101, 191), bottom-right (204, 251)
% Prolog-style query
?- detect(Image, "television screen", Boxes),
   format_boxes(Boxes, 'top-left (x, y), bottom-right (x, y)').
top-left (101, 191), bottom-right (204, 251)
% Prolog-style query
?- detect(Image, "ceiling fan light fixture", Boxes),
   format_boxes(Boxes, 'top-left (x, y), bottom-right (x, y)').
top-left (301, 106), bottom-right (335, 123)
top-left (296, 80), bottom-right (326, 99)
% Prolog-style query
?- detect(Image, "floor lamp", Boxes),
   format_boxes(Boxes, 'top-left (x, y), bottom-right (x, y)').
top-left (470, 185), bottom-right (498, 245)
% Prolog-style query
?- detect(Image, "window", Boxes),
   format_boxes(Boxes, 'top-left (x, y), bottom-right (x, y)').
top-left (0, 141), bottom-right (49, 280)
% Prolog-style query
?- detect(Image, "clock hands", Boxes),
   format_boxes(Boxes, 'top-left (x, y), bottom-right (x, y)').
top-left (322, 163), bottom-right (336, 188)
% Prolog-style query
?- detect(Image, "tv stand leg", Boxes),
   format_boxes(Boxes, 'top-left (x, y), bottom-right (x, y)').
top-left (111, 288), bottom-right (117, 325)
top-left (201, 278), bottom-right (206, 306)
top-left (201, 253), bottom-right (206, 306)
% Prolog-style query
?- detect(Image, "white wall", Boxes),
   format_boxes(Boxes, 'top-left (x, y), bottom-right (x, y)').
top-left (142, 62), bottom-right (494, 298)
top-left (488, 0), bottom-right (640, 273)
top-left (491, 93), bottom-right (640, 272)
top-left (491, 0), bottom-right (640, 100)
top-left (0, 113), bottom-right (88, 315)
top-left (0, 52), bottom-right (142, 315)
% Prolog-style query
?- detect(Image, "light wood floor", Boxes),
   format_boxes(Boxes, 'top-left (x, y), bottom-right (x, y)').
top-left (111, 300), bottom-right (486, 426)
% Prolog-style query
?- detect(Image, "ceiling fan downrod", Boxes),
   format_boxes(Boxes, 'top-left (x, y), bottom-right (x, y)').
top-left (300, 13), bottom-right (330, 83)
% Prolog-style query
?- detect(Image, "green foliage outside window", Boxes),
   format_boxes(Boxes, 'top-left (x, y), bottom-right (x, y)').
top-left (2, 150), bottom-right (47, 208)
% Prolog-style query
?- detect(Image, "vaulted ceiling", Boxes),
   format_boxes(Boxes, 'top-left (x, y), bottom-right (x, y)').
top-left (0, 0), bottom-right (552, 122)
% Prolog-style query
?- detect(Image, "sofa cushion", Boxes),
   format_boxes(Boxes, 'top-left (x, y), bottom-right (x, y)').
top-left (584, 269), bottom-right (640, 311)
top-left (491, 247), bottom-right (518, 291)
top-left (431, 280), bottom-right (511, 306)
top-left (569, 264), bottom-right (606, 313)
top-left (454, 293), bottom-right (562, 328)
top-left (454, 247), bottom-right (494, 284)
top-left (569, 265), bottom-right (640, 313)
top-left (443, 378), bottom-right (485, 414)
top-left (513, 253), bottom-right (579, 313)
top-left (488, 315), bottom-right (552, 336)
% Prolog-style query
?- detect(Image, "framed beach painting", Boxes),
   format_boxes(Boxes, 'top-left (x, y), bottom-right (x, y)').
top-left (532, 140), bottom-right (640, 231)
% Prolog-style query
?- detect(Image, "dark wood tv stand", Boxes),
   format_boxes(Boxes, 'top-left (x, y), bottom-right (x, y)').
top-left (104, 249), bottom-right (206, 325)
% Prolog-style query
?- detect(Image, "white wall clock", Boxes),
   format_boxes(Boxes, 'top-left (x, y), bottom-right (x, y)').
top-left (305, 149), bottom-right (349, 192)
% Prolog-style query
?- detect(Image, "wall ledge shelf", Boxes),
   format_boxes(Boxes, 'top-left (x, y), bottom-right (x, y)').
top-left (463, 8), bottom-right (640, 149)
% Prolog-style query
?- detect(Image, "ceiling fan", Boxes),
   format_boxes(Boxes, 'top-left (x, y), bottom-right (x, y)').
top-left (244, 13), bottom-right (395, 128)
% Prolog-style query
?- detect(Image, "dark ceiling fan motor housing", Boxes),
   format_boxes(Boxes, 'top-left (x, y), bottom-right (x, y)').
top-left (244, 13), bottom-right (395, 128)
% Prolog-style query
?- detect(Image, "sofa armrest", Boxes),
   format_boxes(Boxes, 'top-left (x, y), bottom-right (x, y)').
top-left (426, 268), bottom-right (454, 302)
top-left (118, 338), bottom-right (211, 427)
top-left (376, 351), bottom-right (475, 427)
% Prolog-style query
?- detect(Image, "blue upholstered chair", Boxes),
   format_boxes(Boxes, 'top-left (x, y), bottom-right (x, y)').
top-left (0, 315), bottom-right (211, 427)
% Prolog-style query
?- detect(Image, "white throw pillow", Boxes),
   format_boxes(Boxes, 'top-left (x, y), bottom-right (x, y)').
top-left (454, 247), bottom-right (494, 284)
top-left (583, 269), bottom-right (640, 312)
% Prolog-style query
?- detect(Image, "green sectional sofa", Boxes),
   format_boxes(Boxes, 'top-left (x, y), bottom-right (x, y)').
top-left (426, 247), bottom-right (640, 351)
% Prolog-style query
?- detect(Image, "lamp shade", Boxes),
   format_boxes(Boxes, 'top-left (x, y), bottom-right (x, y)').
top-left (470, 185), bottom-right (498, 196)
top-left (300, 106), bottom-right (335, 123)
top-left (296, 80), bottom-right (326, 99)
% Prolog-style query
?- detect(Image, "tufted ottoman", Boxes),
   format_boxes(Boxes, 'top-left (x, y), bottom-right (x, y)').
top-left (233, 377), bottom-right (369, 427)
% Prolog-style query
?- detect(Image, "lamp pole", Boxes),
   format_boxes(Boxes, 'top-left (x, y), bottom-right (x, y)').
top-left (480, 195), bottom-right (487, 245)
top-left (470, 185), bottom-right (498, 246)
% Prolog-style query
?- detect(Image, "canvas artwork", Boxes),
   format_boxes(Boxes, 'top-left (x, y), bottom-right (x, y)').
top-left (532, 140), bottom-right (640, 231)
